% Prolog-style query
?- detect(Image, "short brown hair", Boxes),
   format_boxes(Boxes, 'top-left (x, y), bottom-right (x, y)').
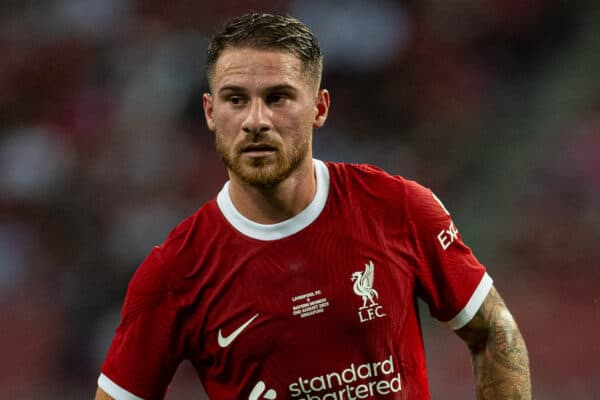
top-left (206, 13), bottom-right (323, 89)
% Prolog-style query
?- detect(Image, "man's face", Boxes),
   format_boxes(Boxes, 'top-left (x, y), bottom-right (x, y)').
top-left (203, 48), bottom-right (329, 187)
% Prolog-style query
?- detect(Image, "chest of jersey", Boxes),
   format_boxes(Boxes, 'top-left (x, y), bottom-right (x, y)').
top-left (188, 212), bottom-right (421, 399)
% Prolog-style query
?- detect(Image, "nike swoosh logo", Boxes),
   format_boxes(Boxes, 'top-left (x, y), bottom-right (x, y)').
top-left (218, 313), bottom-right (259, 348)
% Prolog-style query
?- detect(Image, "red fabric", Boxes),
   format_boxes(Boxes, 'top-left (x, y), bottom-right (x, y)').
top-left (101, 162), bottom-right (487, 399)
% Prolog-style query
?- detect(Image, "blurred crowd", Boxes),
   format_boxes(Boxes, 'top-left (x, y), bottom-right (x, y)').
top-left (0, 1), bottom-right (598, 399)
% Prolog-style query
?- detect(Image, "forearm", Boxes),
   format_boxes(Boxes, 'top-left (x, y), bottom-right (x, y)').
top-left (457, 286), bottom-right (531, 399)
top-left (471, 296), bottom-right (531, 400)
top-left (470, 307), bottom-right (531, 399)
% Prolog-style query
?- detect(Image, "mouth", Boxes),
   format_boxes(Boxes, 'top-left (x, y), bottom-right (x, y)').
top-left (241, 143), bottom-right (277, 157)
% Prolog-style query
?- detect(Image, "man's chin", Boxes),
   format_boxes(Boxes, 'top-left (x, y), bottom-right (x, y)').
top-left (236, 165), bottom-right (288, 187)
top-left (223, 149), bottom-right (308, 187)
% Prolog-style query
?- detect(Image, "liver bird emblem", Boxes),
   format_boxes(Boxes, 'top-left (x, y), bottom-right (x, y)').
top-left (351, 260), bottom-right (379, 309)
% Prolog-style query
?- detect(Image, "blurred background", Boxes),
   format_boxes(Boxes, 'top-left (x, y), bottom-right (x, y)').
top-left (1, 0), bottom-right (598, 398)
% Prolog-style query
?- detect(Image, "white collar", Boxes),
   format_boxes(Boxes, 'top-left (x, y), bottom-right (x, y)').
top-left (216, 159), bottom-right (330, 241)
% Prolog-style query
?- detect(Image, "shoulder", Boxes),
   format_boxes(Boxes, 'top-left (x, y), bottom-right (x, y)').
top-left (325, 161), bottom-right (398, 179)
top-left (325, 161), bottom-right (410, 196)
top-left (324, 161), bottom-right (441, 210)
top-left (323, 161), bottom-right (450, 227)
top-left (401, 179), bottom-right (452, 225)
top-left (130, 200), bottom-right (222, 293)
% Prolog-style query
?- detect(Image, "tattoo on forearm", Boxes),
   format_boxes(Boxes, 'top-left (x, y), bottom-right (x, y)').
top-left (457, 287), bottom-right (531, 399)
top-left (489, 314), bottom-right (529, 376)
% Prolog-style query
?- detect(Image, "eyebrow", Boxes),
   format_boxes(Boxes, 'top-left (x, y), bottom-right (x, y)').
top-left (218, 85), bottom-right (246, 95)
top-left (218, 84), bottom-right (298, 95)
top-left (266, 84), bottom-right (298, 93)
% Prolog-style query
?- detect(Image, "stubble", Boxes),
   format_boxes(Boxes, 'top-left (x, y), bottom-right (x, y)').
top-left (214, 130), bottom-right (311, 188)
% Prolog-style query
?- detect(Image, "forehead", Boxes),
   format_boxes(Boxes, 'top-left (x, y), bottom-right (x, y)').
top-left (211, 48), bottom-right (307, 90)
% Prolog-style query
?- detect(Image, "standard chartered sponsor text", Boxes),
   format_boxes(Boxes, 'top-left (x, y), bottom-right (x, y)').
top-left (289, 355), bottom-right (401, 399)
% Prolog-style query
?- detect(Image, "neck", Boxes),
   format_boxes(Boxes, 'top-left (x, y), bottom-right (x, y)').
top-left (227, 157), bottom-right (317, 224)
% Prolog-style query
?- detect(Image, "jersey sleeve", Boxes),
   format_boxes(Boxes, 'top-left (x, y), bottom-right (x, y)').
top-left (99, 247), bottom-right (187, 400)
top-left (404, 180), bottom-right (493, 330)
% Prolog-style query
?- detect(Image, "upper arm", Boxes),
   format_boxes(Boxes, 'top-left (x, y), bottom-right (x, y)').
top-left (404, 179), bottom-right (493, 324)
top-left (95, 387), bottom-right (114, 400)
top-left (99, 248), bottom-right (186, 398)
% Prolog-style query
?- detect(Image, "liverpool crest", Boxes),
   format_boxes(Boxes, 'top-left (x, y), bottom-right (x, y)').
top-left (351, 260), bottom-right (386, 322)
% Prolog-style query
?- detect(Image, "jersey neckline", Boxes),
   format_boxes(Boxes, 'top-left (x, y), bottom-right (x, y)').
top-left (216, 159), bottom-right (330, 241)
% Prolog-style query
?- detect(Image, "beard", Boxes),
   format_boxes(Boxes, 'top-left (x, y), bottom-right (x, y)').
top-left (215, 130), bottom-right (311, 187)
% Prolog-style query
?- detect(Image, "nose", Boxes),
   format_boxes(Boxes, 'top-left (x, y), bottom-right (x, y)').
top-left (241, 98), bottom-right (271, 135)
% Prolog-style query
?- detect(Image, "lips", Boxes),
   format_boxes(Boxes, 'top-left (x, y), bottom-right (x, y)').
top-left (241, 143), bottom-right (277, 153)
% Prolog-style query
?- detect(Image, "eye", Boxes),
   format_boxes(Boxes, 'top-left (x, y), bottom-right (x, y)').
top-left (266, 93), bottom-right (287, 105)
top-left (229, 96), bottom-right (245, 105)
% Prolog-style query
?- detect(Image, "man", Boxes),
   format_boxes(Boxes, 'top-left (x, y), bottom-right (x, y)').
top-left (95, 13), bottom-right (530, 400)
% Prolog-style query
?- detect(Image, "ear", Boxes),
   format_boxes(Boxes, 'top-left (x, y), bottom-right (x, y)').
top-left (313, 89), bottom-right (330, 129)
top-left (203, 93), bottom-right (216, 132)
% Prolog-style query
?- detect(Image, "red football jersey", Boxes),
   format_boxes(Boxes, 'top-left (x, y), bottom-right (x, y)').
top-left (99, 160), bottom-right (492, 400)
